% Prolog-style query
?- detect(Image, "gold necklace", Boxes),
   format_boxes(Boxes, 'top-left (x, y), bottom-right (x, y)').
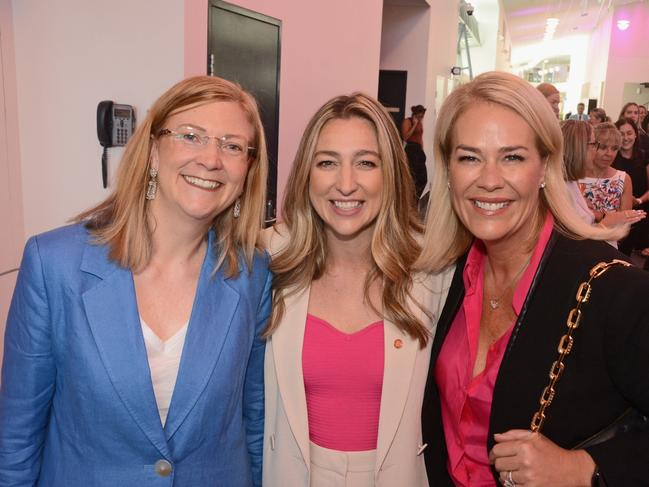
top-left (485, 255), bottom-right (532, 310)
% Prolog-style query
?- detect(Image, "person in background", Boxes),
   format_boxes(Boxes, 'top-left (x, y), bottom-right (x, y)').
top-left (569, 102), bottom-right (589, 121)
top-left (619, 102), bottom-right (640, 127)
top-left (589, 107), bottom-right (607, 127)
top-left (561, 120), bottom-right (597, 224)
top-left (638, 105), bottom-right (647, 129)
top-left (620, 101), bottom-right (649, 151)
top-left (0, 76), bottom-right (271, 487)
top-left (262, 93), bottom-right (452, 487)
top-left (613, 117), bottom-right (649, 256)
top-left (419, 70), bottom-right (649, 487)
top-left (536, 82), bottom-right (560, 118)
top-left (401, 104), bottom-right (428, 200)
top-left (562, 120), bottom-right (645, 231)
top-left (579, 122), bottom-right (641, 245)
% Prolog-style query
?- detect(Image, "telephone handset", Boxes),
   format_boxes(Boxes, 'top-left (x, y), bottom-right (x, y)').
top-left (96, 101), bottom-right (135, 188)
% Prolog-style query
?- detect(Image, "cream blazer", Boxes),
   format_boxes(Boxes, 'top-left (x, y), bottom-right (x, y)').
top-left (261, 226), bottom-right (453, 486)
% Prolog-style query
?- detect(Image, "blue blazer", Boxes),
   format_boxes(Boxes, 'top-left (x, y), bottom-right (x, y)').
top-left (0, 223), bottom-right (271, 486)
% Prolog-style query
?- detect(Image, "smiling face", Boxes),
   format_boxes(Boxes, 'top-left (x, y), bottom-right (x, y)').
top-left (618, 123), bottom-right (636, 153)
top-left (639, 106), bottom-right (647, 123)
top-left (150, 101), bottom-right (253, 228)
top-left (309, 117), bottom-right (383, 244)
top-left (448, 102), bottom-right (546, 250)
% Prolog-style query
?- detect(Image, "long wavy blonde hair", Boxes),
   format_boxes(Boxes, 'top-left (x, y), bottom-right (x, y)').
top-left (417, 71), bottom-right (623, 273)
top-left (265, 93), bottom-right (431, 347)
top-left (76, 75), bottom-right (268, 277)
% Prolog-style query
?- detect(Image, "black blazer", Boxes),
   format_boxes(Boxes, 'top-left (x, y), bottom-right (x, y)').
top-left (422, 232), bottom-right (649, 486)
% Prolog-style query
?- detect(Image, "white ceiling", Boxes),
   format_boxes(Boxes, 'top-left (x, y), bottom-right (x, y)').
top-left (501, 0), bottom-right (642, 50)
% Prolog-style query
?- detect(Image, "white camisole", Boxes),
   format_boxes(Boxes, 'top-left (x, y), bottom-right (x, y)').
top-left (140, 317), bottom-right (189, 426)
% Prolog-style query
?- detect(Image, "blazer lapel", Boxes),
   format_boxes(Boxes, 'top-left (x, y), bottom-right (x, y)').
top-left (81, 243), bottom-right (170, 458)
top-left (375, 318), bottom-right (419, 471)
top-left (164, 234), bottom-right (240, 439)
top-left (271, 286), bottom-right (311, 468)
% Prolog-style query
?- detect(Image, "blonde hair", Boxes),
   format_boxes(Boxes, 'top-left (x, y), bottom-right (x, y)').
top-left (595, 122), bottom-right (622, 147)
top-left (266, 93), bottom-right (430, 346)
top-left (76, 75), bottom-right (268, 276)
top-left (561, 120), bottom-right (592, 181)
top-left (418, 71), bottom-right (622, 273)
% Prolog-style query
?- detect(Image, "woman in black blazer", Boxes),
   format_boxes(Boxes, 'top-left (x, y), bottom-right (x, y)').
top-left (417, 72), bottom-right (649, 486)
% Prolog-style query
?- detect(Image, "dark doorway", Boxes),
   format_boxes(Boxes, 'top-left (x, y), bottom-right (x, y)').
top-left (378, 70), bottom-right (408, 130)
top-left (208, 1), bottom-right (281, 225)
top-left (588, 98), bottom-right (598, 113)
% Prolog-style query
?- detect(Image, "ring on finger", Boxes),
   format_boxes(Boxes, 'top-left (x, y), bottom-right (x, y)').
top-left (503, 470), bottom-right (516, 487)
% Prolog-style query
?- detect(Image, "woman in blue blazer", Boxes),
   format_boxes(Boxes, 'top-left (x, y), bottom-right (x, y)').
top-left (0, 76), bottom-right (271, 486)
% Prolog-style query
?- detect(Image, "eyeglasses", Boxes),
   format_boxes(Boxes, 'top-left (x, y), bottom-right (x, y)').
top-left (587, 141), bottom-right (599, 149)
top-left (595, 143), bottom-right (620, 152)
top-left (157, 128), bottom-right (256, 159)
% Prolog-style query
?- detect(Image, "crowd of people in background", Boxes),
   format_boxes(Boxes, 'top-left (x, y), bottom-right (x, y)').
top-left (538, 84), bottom-right (649, 265)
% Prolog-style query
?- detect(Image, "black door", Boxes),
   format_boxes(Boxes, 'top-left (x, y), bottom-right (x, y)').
top-left (208, 1), bottom-right (281, 225)
top-left (378, 70), bottom-right (408, 130)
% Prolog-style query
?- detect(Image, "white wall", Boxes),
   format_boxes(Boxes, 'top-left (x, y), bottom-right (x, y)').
top-left (423, 0), bottom-right (460, 173)
top-left (469, 0), bottom-right (501, 75)
top-left (12, 0), bottom-right (185, 238)
top-left (584, 11), bottom-right (612, 107)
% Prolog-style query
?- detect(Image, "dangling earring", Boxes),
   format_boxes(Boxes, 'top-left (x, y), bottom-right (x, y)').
top-left (146, 168), bottom-right (158, 200)
top-left (447, 180), bottom-right (451, 189)
top-left (540, 181), bottom-right (546, 189)
top-left (233, 198), bottom-right (241, 218)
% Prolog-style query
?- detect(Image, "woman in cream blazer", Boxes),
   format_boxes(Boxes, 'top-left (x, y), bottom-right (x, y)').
top-left (261, 93), bottom-right (452, 486)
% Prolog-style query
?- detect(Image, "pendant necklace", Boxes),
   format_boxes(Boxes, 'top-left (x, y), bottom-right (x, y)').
top-left (485, 255), bottom-right (532, 310)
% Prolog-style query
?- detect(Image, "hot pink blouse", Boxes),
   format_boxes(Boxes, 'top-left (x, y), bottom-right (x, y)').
top-left (302, 314), bottom-right (384, 451)
top-left (435, 216), bottom-right (554, 486)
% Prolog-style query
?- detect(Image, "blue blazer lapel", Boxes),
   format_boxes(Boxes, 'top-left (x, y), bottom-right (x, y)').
top-left (164, 233), bottom-right (240, 439)
top-left (80, 243), bottom-right (170, 458)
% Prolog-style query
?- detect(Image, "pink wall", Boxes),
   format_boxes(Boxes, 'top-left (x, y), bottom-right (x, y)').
top-left (0, 0), bottom-right (24, 366)
top-left (380, 5), bottom-right (430, 119)
top-left (604, 2), bottom-right (649, 117)
top-left (184, 0), bottom-right (384, 216)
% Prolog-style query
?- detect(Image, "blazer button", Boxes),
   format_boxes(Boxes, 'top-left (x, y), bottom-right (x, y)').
top-left (154, 459), bottom-right (173, 477)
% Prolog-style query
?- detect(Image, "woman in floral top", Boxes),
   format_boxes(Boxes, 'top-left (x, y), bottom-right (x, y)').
top-left (579, 123), bottom-right (636, 226)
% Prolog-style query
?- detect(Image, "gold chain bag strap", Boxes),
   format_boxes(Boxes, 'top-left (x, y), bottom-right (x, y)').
top-left (530, 259), bottom-right (630, 433)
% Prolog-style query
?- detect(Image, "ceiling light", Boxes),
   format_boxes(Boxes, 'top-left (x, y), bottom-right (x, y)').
top-left (617, 19), bottom-right (630, 30)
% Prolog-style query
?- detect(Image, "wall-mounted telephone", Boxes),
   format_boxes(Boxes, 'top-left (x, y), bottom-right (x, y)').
top-left (96, 101), bottom-right (135, 188)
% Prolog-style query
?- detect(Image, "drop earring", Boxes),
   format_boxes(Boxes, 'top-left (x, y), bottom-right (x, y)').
top-left (233, 198), bottom-right (241, 218)
top-left (146, 168), bottom-right (158, 200)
